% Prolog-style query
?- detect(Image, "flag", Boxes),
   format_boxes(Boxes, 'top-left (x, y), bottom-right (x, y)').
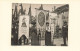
top-left (28, 5), bottom-right (31, 16)
top-left (19, 4), bottom-right (24, 15)
top-left (14, 4), bottom-right (18, 18)
top-left (46, 12), bottom-right (49, 20)
top-left (28, 5), bottom-right (32, 23)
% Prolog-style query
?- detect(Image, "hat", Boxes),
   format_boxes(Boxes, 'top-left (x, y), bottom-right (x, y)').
top-left (64, 21), bottom-right (67, 23)
top-left (46, 22), bottom-right (49, 24)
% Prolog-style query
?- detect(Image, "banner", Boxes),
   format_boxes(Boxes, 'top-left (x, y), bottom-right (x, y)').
top-left (36, 10), bottom-right (47, 39)
top-left (49, 13), bottom-right (57, 43)
top-left (18, 15), bottom-right (29, 39)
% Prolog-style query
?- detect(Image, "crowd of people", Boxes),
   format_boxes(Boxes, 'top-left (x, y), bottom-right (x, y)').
top-left (27, 21), bottom-right (68, 46)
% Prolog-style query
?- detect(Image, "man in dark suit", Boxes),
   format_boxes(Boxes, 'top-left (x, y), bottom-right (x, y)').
top-left (62, 21), bottom-right (68, 46)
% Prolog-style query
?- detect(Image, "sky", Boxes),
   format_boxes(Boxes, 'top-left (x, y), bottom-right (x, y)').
top-left (12, 3), bottom-right (65, 17)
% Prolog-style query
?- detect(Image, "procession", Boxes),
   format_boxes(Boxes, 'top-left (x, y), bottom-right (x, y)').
top-left (11, 3), bottom-right (69, 46)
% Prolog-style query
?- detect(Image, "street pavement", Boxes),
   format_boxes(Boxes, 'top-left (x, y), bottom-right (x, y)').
top-left (54, 38), bottom-right (68, 46)
top-left (28, 37), bottom-right (68, 46)
top-left (40, 37), bottom-right (68, 46)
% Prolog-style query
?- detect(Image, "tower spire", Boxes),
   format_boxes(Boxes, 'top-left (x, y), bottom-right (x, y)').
top-left (52, 8), bottom-right (53, 12)
top-left (54, 6), bottom-right (56, 11)
top-left (39, 4), bottom-right (43, 10)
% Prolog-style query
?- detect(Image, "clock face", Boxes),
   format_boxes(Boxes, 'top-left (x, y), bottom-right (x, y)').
top-left (38, 12), bottom-right (45, 26)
